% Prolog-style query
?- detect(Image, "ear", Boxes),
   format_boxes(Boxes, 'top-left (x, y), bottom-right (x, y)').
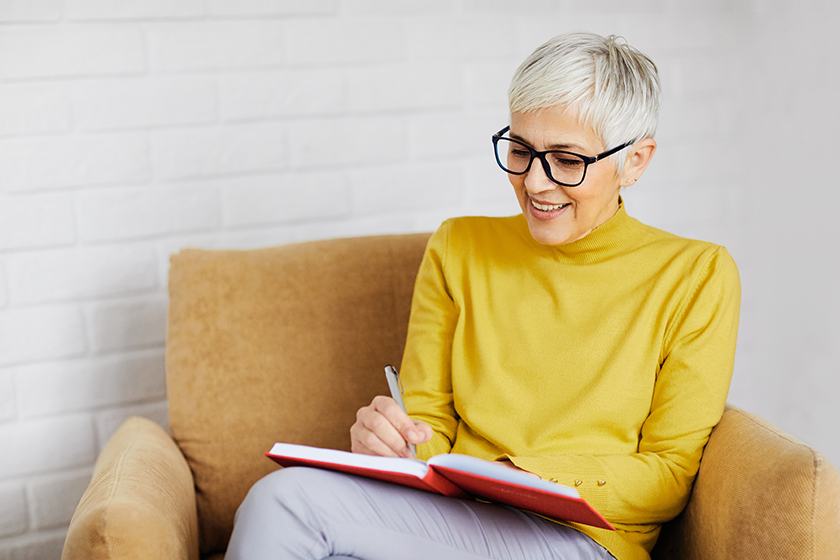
top-left (619, 138), bottom-right (657, 187)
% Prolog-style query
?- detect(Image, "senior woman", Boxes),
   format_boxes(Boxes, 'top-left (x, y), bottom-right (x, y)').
top-left (227, 32), bottom-right (740, 560)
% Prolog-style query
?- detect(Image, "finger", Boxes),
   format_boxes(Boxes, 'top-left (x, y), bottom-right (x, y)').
top-left (355, 400), bottom-right (412, 457)
top-left (372, 396), bottom-right (419, 451)
top-left (350, 419), bottom-right (401, 457)
top-left (351, 438), bottom-right (395, 458)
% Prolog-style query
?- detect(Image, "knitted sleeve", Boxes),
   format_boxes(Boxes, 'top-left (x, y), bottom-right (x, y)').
top-left (400, 220), bottom-right (459, 460)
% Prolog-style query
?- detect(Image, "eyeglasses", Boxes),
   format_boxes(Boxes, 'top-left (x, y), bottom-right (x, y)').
top-left (492, 126), bottom-right (634, 187)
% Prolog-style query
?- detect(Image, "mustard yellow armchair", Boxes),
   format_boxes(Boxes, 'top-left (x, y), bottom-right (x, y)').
top-left (62, 233), bottom-right (840, 560)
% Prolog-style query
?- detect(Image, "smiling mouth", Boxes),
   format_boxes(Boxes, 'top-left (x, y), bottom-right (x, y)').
top-left (530, 199), bottom-right (570, 212)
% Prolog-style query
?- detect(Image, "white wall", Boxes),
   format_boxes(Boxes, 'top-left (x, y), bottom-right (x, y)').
top-left (0, 1), bottom-right (838, 557)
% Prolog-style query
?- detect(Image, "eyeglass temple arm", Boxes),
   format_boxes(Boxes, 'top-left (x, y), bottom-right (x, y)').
top-left (493, 125), bottom-right (511, 138)
top-left (591, 139), bottom-right (636, 162)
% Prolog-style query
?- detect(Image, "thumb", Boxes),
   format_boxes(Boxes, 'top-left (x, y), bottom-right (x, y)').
top-left (407, 420), bottom-right (433, 445)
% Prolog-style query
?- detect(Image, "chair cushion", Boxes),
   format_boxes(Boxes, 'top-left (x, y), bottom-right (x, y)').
top-left (166, 233), bottom-right (430, 555)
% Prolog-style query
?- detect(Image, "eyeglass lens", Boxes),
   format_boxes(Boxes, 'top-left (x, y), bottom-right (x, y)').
top-left (494, 137), bottom-right (587, 185)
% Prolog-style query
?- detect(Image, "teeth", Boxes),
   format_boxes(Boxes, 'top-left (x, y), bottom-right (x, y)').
top-left (531, 200), bottom-right (569, 212)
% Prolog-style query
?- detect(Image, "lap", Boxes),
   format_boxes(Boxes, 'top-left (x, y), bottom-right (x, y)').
top-left (228, 467), bottom-right (612, 560)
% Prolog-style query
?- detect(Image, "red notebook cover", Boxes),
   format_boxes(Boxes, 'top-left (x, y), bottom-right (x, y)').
top-left (430, 463), bottom-right (613, 530)
top-left (266, 443), bottom-right (614, 531)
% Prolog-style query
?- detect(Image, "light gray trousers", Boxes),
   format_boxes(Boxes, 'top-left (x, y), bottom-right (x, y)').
top-left (226, 467), bottom-right (615, 560)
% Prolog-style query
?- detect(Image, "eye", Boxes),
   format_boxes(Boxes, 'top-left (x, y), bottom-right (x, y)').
top-left (510, 148), bottom-right (531, 159)
top-left (551, 153), bottom-right (584, 168)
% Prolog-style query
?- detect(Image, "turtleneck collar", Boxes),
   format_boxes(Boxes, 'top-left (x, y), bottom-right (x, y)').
top-left (515, 198), bottom-right (647, 265)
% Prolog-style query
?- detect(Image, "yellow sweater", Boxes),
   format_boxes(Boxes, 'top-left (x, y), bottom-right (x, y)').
top-left (401, 204), bottom-right (740, 560)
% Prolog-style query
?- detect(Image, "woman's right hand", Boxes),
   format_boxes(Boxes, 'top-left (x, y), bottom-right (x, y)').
top-left (350, 395), bottom-right (433, 459)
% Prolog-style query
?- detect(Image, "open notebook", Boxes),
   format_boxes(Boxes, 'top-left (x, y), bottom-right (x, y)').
top-left (267, 443), bottom-right (614, 531)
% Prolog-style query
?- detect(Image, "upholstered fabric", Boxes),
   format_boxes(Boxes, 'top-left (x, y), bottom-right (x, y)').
top-left (61, 416), bottom-right (199, 560)
top-left (652, 405), bottom-right (840, 559)
top-left (165, 234), bottom-right (430, 555)
top-left (62, 233), bottom-right (840, 560)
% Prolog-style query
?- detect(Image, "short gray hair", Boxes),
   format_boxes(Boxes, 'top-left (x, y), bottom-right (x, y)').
top-left (508, 32), bottom-right (661, 171)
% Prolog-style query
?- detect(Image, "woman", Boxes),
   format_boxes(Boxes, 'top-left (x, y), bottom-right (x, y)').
top-left (227, 32), bottom-right (740, 560)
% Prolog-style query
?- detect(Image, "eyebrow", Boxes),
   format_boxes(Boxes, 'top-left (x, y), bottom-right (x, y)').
top-left (508, 132), bottom-right (585, 152)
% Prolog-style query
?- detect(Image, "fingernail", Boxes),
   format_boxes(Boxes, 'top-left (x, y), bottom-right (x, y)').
top-left (407, 429), bottom-right (419, 441)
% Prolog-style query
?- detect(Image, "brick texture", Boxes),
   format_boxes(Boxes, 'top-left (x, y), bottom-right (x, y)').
top-left (0, 415), bottom-right (95, 479)
top-left (16, 351), bottom-right (166, 418)
top-left (71, 76), bottom-right (218, 131)
top-left (5, 245), bottom-right (159, 305)
top-left (151, 123), bottom-right (287, 179)
top-left (65, 0), bottom-right (204, 20)
top-left (1, 3), bottom-right (838, 558)
top-left (0, 0), bottom-right (62, 22)
top-left (0, 371), bottom-right (15, 424)
top-left (26, 471), bottom-right (91, 531)
top-left (0, 27), bottom-right (146, 80)
top-left (0, 194), bottom-right (76, 251)
top-left (0, 134), bottom-right (150, 192)
top-left (0, 86), bottom-right (71, 137)
top-left (85, 297), bottom-right (168, 353)
top-left (148, 21), bottom-right (285, 72)
top-left (0, 307), bottom-right (86, 366)
top-left (0, 483), bottom-right (26, 537)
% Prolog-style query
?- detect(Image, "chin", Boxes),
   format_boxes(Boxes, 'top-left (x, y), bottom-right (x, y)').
top-left (527, 223), bottom-right (572, 246)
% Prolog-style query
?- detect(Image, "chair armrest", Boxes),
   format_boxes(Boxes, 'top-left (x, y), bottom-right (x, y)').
top-left (62, 417), bottom-right (199, 560)
top-left (653, 405), bottom-right (840, 560)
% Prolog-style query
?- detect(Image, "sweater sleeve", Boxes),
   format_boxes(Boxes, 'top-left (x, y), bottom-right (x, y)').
top-left (401, 221), bottom-right (459, 460)
top-left (508, 247), bottom-right (741, 526)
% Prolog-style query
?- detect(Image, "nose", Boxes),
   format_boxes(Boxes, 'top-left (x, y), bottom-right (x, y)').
top-left (524, 155), bottom-right (558, 194)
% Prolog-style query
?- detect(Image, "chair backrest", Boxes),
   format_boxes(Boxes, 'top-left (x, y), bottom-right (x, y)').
top-left (165, 233), bottom-right (431, 555)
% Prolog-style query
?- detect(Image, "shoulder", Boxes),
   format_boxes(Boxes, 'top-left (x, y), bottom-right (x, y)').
top-left (429, 215), bottom-right (526, 253)
top-left (636, 218), bottom-right (737, 268)
top-left (631, 218), bottom-right (740, 297)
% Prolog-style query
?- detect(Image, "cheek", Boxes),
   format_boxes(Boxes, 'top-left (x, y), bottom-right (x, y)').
top-left (508, 174), bottom-right (526, 195)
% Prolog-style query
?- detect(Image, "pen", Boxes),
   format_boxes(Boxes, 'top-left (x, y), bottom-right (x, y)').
top-left (384, 365), bottom-right (416, 456)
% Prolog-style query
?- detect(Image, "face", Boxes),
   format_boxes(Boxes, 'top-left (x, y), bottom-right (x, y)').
top-left (508, 107), bottom-right (626, 246)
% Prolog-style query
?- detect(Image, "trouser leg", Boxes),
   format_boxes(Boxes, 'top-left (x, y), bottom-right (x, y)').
top-left (226, 467), bottom-right (612, 560)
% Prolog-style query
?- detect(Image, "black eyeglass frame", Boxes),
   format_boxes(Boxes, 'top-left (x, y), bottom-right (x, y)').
top-left (492, 125), bottom-right (635, 187)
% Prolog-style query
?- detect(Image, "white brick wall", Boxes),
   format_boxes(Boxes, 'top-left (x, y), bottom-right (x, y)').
top-left (1, 2), bottom-right (839, 557)
top-left (26, 470), bottom-right (90, 531)
top-left (5, 245), bottom-right (159, 304)
top-left (0, 85), bottom-right (71, 137)
top-left (151, 123), bottom-right (287, 179)
top-left (71, 76), bottom-right (218, 130)
top-left (0, 307), bottom-right (86, 366)
top-left (0, 193), bottom-right (75, 250)
top-left (0, 0), bottom-right (63, 23)
top-left (65, 0), bottom-right (204, 20)
top-left (0, 415), bottom-right (95, 479)
top-left (0, 133), bottom-right (151, 191)
top-left (148, 21), bottom-right (286, 72)
top-left (0, 482), bottom-right (26, 538)
top-left (0, 27), bottom-right (146, 79)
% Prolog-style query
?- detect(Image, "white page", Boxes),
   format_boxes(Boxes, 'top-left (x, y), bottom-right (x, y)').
top-left (269, 442), bottom-right (430, 478)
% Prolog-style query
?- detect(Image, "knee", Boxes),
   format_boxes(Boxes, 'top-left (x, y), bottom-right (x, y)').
top-left (237, 467), bottom-right (331, 515)
top-left (252, 466), bottom-right (331, 495)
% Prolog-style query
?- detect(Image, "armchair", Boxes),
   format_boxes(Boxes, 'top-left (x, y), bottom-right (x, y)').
top-left (62, 233), bottom-right (840, 560)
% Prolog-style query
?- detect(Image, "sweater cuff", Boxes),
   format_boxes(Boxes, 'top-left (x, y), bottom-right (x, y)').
top-left (416, 432), bottom-right (452, 461)
top-left (507, 455), bottom-right (609, 507)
